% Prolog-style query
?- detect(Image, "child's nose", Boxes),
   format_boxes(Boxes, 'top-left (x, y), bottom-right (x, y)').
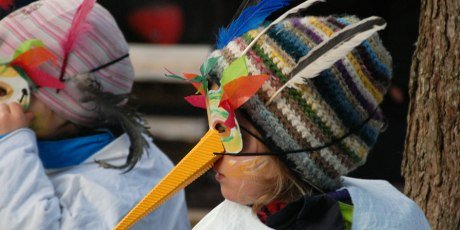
top-left (213, 157), bottom-right (224, 171)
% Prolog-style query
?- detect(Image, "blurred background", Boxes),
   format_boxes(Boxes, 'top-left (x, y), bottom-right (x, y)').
top-left (2, 0), bottom-right (421, 225)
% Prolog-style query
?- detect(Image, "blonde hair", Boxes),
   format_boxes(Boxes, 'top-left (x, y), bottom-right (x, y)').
top-left (251, 156), bottom-right (315, 213)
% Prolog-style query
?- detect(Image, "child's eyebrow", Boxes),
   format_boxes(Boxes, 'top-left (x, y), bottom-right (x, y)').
top-left (240, 125), bottom-right (269, 147)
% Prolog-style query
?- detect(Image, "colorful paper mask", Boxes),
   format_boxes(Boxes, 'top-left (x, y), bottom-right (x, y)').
top-left (0, 39), bottom-right (63, 109)
top-left (0, 66), bottom-right (30, 109)
top-left (116, 57), bottom-right (268, 229)
top-left (115, 1), bottom-right (293, 227)
top-left (168, 56), bottom-right (268, 153)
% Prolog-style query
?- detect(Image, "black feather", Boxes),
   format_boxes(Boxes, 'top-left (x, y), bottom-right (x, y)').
top-left (77, 76), bottom-right (151, 172)
top-left (291, 17), bottom-right (386, 77)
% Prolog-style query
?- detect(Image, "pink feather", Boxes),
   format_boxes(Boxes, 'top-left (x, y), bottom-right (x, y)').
top-left (59, 0), bottom-right (96, 81)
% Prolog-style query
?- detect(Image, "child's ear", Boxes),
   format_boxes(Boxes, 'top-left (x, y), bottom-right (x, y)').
top-left (24, 112), bottom-right (35, 123)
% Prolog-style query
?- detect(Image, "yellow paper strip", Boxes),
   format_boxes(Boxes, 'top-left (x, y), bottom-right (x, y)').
top-left (114, 129), bottom-right (223, 230)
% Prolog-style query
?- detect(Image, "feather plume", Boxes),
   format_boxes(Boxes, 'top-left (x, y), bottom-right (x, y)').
top-left (0, 0), bottom-right (13, 10)
top-left (59, 0), bottom-right (96, 81)
top-left (76, 76), bottom-right (151, 172)
top-left (266, 16), bottom-right (386, 105)
top-left (216, 0), bottom-right (291, 49)
top-left (242, 0), bottom-right (324, 55)
top-left (230, 0), bottom-right (260, 23)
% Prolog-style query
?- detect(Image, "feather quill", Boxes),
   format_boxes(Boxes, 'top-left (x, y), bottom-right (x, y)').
top-left (266, 16), bottom-right (386, 105)
top-left (242, 0), bottom-right (324, 55)
top-left (230, 0), bottom-right (260, 23)
top-left (216, 0), bottom-right (291, 49)
top-left (59, 0), bottom-right (96, 81)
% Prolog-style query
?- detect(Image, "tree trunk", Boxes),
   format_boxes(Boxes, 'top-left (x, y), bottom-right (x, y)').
top-left (402, 0), bottom-right (459, 229)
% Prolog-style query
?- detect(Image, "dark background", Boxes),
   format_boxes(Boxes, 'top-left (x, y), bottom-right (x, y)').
top-left (2, 0), bottom-right (421, 209)
top-left (99, 0), bottom-right (420, 208)
top-left (99, 0), bottom-right (420, 181)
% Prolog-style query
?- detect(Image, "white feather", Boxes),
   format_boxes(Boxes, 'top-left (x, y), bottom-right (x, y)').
top-left (266, 16), bottom-right (386, 105)
top-left (242, 0), bottom-right (325, 55)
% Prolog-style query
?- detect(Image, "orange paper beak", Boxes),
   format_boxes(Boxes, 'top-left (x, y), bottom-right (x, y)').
top-left (115, 129), bottom-right (224, 229)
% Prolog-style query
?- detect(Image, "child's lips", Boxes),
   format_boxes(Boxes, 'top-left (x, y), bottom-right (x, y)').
top-left (215, 172), bottom-right (224, 181)
top-left (214, 169), bottom-right (225, 181)
top-left (213, 160), bottom-right (224, 181)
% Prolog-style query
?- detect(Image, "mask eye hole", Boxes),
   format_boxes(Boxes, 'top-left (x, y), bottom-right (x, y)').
top-left (0, 82), bottom-right (13, 99)
top-left (0, 87), bottom-right (7, 97)
top-left (215, 123), bottom-right (226, 133)
top-left (214, 122), bottom-right (231, 138)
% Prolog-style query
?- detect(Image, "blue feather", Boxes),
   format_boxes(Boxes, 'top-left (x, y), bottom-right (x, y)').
top-left (216, 0), bottom-right (292, 49)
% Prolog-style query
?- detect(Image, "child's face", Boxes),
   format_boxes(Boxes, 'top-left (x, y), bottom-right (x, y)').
top-left (27, 96), bottom-right (76, 139)
top-left (213, 112), bottom-right (277, 205)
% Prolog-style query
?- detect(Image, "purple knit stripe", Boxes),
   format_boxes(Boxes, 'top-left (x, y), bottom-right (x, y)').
top-left (326, 17), bottom-right (347, 30)
top-left (291, 18), bottom-right (324, 44)
top-left (319, 18), bottom-right (383, 120)
top-left (300, 15), bottom-right (387, 91)
top-left (336, 60), bottom-right (384, 120)
top-left (333, 17), bottom-right (392, 90)
top-left (291, 17), bottom-right (383, 121)
top-left (355, 45), bottom-right (391, 92)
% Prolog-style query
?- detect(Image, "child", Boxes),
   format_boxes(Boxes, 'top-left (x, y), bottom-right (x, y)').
top-left (0, 0), bottom-right (189, 229)
top-left (192, 12), bottom-right (430, 230)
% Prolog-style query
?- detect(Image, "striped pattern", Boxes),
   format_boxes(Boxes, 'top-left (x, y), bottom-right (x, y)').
top-left (115, 129), bottom-right (224, 229)
top-left (210, 16), bottom-right (392, 190)
top-left (0, 0), bottom-right (134, 126)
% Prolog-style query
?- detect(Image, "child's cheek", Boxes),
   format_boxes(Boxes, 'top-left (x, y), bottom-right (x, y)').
top-left (225, 157), bottom-right (271, 179)
top-left (29, 113), bottom-right (49, 136)
top-left (218, 157), bottom-right (274, 205)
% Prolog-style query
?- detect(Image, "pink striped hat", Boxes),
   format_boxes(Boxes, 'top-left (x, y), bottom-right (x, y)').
top-left (0, 0), bottom-right (134, 126)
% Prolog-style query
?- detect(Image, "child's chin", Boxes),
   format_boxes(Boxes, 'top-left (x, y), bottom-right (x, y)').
top-left (220, 187), bottom-right (238, 203)
top-left (221, 188), bottom-right (254, 205)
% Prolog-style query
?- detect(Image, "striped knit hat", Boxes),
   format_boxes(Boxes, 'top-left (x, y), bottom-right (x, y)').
top-left (0, 0), bottom-right (134, 126)
top-left (209, 15), bottom-right (392, 190)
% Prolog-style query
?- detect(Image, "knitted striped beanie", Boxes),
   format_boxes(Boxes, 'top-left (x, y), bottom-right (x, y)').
top-left (0, 0), bottom-right (134, 126)
top-left (209, 15), bottom-right (392, 190)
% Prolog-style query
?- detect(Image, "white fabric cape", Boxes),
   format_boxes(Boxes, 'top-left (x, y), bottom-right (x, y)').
top-left (194, 177), bottom-right (430, 230)
top-left (0, 128), bottom-right (190, 230)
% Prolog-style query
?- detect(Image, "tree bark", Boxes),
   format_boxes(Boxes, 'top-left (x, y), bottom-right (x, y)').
top-left (402, 0), bottom-right (459, 229)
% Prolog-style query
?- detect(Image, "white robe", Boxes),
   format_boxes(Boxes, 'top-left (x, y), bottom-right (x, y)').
top-left (194, 177), bottom-right (430, 230)
top-left (0, 128), bottom-right (190, 230)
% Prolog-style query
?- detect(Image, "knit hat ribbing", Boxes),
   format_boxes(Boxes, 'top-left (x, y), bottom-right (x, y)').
top-left (211, 15), bottom-right (392, 190)
top-left (0, 0), bottom-right (134, 126)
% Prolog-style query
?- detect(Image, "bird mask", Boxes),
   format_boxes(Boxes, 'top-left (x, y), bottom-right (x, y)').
top-left (0, 39), bottom-right (63, 109)
top-left (115, 0), bottom-right (387, 228)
